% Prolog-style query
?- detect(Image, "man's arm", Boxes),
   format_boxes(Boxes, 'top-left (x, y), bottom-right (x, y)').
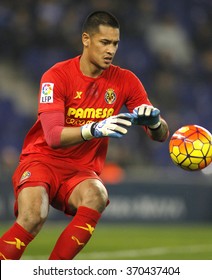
top-left (131, 104), bottom-right (169, 142)
top-left (40, 111), bottom-right (132, 148)
top-left (40, 111), bottom-right (83, 148)
top-left (146, 118), bottom-right (169, 142)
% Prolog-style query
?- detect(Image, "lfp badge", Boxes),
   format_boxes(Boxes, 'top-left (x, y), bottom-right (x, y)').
top-left (40, 83), bottom-right (54, 103)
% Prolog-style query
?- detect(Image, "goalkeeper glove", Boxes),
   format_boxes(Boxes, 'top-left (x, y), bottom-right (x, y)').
top-left (132, 104), bottom-right (161, 129)
top-left (81, 113), bottom-right (132, 140)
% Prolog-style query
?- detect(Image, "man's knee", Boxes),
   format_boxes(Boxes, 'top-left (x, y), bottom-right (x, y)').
top-left (16, 186), bottom-right (49, 235)
top-left (84, 183), bottom-right (108, 212)
top-left (69, 179), bottom-right (108, 213)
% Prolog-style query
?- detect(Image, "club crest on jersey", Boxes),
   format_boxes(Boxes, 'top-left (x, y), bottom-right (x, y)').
top-left (40, 83), bottom-right (54, 103)
top-left (105, 88), bottom-right (116, 104)
top-left (20, 171), bottom-right (31, 183)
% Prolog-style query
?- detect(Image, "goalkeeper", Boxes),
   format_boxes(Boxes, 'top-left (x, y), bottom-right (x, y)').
top-left (0, 11), bottom-right (169, 260)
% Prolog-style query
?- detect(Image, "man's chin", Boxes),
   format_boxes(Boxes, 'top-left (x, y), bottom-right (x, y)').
top-left (101, 62), bottom-right (111, 69)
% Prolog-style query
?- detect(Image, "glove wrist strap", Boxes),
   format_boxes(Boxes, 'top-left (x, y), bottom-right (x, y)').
top-left (148, 121), bottom-right (161, 130)
top-left (81, 122), bottom-right (95, 140)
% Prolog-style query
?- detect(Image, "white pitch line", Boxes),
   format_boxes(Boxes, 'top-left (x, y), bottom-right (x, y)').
top-left (79, 244), bottom-right (212, 259)
top-left (23, 244), bottom-right (212, 260)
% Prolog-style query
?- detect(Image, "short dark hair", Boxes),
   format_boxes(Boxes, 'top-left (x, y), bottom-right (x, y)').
top-left (82, 11), bottom-right (120, 35)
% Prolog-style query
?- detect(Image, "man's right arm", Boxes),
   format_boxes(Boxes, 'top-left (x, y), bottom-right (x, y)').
top-left (40, 111), bottom-right (133, 149)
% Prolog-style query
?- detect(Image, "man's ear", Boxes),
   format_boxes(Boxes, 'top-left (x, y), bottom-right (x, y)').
top-left (82, 32), bottom-right (90, 47)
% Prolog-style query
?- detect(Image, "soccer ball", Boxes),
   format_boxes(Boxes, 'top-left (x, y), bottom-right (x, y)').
top-left (169, 125), bottom-right (212, 171)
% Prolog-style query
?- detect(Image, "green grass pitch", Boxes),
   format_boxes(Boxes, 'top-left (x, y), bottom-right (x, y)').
top-left (1, 222), bottom-right (212, 260)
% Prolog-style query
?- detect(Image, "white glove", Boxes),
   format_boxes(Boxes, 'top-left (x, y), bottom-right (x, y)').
top-left (132, 104), bottom-right (161, 129)
top-left (81, 113), bottom-right (132, 140)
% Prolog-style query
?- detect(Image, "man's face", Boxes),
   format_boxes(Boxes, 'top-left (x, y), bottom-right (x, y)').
top-left (85, 25), bottom-right (120, 70)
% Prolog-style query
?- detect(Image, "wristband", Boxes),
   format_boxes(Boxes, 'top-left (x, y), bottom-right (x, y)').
top-left (81, 123), bottom-right (95, 140)
top-left (148, 121), bottom-right (161, 130)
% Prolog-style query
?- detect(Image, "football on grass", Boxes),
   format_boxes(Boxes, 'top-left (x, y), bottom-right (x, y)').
top-left (169, 125), bottom-right (212, 171)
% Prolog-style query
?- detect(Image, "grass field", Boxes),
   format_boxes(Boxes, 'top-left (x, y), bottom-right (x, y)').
top-left (1, 222), bottom-right (212, 260)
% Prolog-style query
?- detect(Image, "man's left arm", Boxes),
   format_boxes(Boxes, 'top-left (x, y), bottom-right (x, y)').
top-left (132, 104), bottom-right (169, 142)
top-left (147, 118), bottom-right (169, 142)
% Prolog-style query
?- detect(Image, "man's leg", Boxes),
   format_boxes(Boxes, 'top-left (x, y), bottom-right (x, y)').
top-left (49, 179), bottom-right (108, 260)
top-left (0, 186), bottom-right (49, 260)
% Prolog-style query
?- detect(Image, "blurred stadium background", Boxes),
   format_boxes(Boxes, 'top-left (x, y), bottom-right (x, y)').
top-left (0, 0), bottom-right (212, 259)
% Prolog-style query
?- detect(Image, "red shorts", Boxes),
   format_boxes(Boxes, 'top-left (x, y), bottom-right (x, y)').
top-left (12, 154), bottom-right (102, 216)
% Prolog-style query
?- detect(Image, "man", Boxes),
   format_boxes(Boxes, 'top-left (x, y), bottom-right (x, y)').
top-left (0, 11), bottom-right (169, 260)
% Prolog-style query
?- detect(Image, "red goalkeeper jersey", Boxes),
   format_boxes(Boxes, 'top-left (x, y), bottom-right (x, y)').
top-left (20, 56), bottom-right (152, 174)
